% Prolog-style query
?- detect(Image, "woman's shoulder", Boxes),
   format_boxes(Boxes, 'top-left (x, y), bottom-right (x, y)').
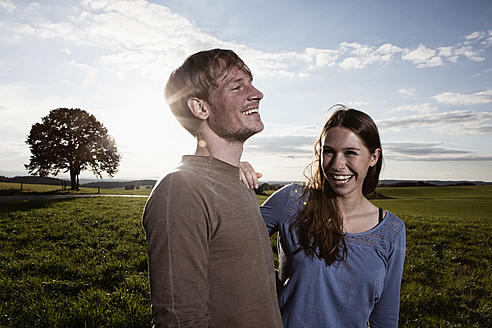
top-left (374, 211), bottom-right (405, 242)
top-left (263, 182), bottom-right (308, 222)
top-left (283, 183), bottom-right (308, 220)
top-left (345, 211), bottom-right (405, 253)
top-left (281, 182), bottom-right (309, 204)
top-left (268, 182), bottom-right (308, 201)
top-left (275, 182), bottom-right (306, 192)
top-left (382, 211), bottom-right (406, 234)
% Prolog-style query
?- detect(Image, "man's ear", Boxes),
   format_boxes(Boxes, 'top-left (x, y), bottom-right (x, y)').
top-left (187, 98), bottom-right (209, 120)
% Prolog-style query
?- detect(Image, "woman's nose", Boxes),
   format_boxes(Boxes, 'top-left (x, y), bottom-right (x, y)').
top-left (331, 154), bottom-right (346, 170)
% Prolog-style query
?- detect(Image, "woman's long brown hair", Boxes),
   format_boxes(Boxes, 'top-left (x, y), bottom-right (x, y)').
top-left (292, 105), bottom-right (383, 265)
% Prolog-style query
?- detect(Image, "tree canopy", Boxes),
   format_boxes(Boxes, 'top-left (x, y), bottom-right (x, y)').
top-left (25, 108), bottom-right (121, 190)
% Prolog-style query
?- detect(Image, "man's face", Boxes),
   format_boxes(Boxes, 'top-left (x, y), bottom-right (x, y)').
top-left (205, 66), bottom-right (264, 142)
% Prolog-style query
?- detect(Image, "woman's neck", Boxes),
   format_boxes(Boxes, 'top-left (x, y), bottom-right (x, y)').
top-left (336, 194), bottom-right (379, 233)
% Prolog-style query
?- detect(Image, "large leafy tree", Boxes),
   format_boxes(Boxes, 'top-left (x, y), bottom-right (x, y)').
top-left (25, 108), bottom-right (121, 190)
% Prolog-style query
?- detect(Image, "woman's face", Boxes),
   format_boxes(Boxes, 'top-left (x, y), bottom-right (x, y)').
top-left (321, 126), bottom-right (380, 198)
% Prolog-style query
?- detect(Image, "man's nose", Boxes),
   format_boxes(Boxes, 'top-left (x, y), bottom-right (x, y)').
top-left (249, 85), bottom-right (263, 101)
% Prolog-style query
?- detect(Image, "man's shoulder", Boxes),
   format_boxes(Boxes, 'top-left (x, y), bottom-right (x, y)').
top-left (152, 168), bottom-right (207, 195)
top-left (143, 167), bottom-right (213, 224)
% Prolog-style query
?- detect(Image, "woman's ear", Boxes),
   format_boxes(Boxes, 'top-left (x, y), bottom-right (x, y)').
top-left (187, 98), bottom-right (209, 119)
top-left (369, 148), bottom-right (381, 167)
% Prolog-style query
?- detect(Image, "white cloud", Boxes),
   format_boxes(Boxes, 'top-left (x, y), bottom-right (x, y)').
top-left (427, 56), bottom-right (443, 67)
top-left (398, 88), bottom-right (416, 97)
top-left (305, 48), bottom-right (338, 68)
top-left (402, 44), bottom-right (441, 68)
top-left (337, 42), bottom-right (401, 70)
top-left (432, 89), bottom-right (492, 105)
top-left (438, 46), bottom-right (454, 57)
top-left (463, 30), bottom-right (492, 47)
top-left (330, 32), bottom-right (488, 70)
top-left (246, 135), bottom-right (314, 158)
top-left (376, 43), bottom-right (402, 55)
top-left (482, 30), bottom-right (492, 47)
top-left (339, 56), bottom-right (364, 70)
top-left (390, 103), bottom-right (437, 113)
top-left (453, 45), bottom-right (485, 62)
top-left (400, 39), bottom-right (486, 67)
top-left (0, 0), bottom-right (15, 12)
top-left (1, 0), bottom-right (490, 79)
top-left (377, 110), bottom-right (492, 135)
top-left (344, 101), bottom-right (371, 109)
top-left (384, 141), bottom-right (492, 161)
top-left (464, 31), bottom-right (483, 42)
top-left (64, 59), bottom-right (91, 70)
top-left (243, 124), bottom-right (320, 159)
top-left (0, 22), bottom-right (36, 42)
top-left (339, 42), bottom-right (372, 56)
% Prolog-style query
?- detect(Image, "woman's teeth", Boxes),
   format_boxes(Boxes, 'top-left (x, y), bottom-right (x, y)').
top-left (332, 174), bottom-right (352, 183)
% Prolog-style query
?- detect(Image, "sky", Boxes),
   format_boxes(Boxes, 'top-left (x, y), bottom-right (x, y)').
top-left (1, 0), bottom-right (491, 183)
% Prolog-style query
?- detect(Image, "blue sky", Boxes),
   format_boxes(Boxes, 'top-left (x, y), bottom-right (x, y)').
top-left (1, 0), bottom-right (491, 182)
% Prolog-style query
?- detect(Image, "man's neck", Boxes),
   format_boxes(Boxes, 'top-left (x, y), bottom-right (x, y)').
top-left (194, 137), bottom-right (244, 167)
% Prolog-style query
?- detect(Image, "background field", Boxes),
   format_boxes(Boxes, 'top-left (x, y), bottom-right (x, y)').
top-left (372, 186), bottom-right (492, 327)
top-left (0, 183), bottom-right (491, 327)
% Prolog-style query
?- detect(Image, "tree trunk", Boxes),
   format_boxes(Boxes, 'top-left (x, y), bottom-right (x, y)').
top-left (69, 165), bottom-right (77, 190)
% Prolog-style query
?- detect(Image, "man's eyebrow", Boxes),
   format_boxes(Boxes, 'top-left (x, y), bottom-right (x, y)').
top-left (228, 76), bottom-right (247, 84)
top-left (224, 74), bottom-right (252, 84)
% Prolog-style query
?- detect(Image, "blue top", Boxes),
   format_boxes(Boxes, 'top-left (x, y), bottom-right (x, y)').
top-left (260, 183), bottom-right (406, 328)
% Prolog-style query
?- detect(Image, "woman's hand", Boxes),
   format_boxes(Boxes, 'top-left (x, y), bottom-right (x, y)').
top-left (239, 161), bottom-right (262, 189)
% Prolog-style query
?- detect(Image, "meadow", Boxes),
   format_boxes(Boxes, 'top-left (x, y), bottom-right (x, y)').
top-left (0, 182), bottom-right (491, 327)
top-left (372, 186), bottom-right (491, 327)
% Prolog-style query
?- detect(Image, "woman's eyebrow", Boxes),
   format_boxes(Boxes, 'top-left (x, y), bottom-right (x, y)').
top-left (322, 145), bottom-right (361, 150)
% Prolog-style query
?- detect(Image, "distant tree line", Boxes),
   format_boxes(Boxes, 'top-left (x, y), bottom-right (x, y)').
top-left (380, 181), bottom-right (476, 187)
top-left (0, 175), bottom-right (68, 186)
top-left (254, 183), bottom-right (286, 195)
top-left (0, 176), bottom-right (156, 190)
top-left (1, 176), bottom-right (481, 191)
top-left (82, 180), bottom-right (157, 189)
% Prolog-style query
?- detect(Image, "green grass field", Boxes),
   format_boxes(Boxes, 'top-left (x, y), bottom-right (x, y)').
top-left (0, 196), bottom-right (150, 327)
top-left (372, 185), bottom-right (492, 327)
top-left (0, 183), bottom-right (490, 327)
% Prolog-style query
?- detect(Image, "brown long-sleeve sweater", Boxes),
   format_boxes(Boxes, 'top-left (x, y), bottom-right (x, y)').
top-left (143, 155), bottom-right (282, 327)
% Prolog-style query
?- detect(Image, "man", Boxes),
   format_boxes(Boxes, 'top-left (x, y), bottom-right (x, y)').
top-left (143, 49), bottom-right (282, 327)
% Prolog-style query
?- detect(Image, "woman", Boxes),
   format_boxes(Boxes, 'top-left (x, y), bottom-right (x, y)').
top-left (242, 104), bottom-right (406, 327)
